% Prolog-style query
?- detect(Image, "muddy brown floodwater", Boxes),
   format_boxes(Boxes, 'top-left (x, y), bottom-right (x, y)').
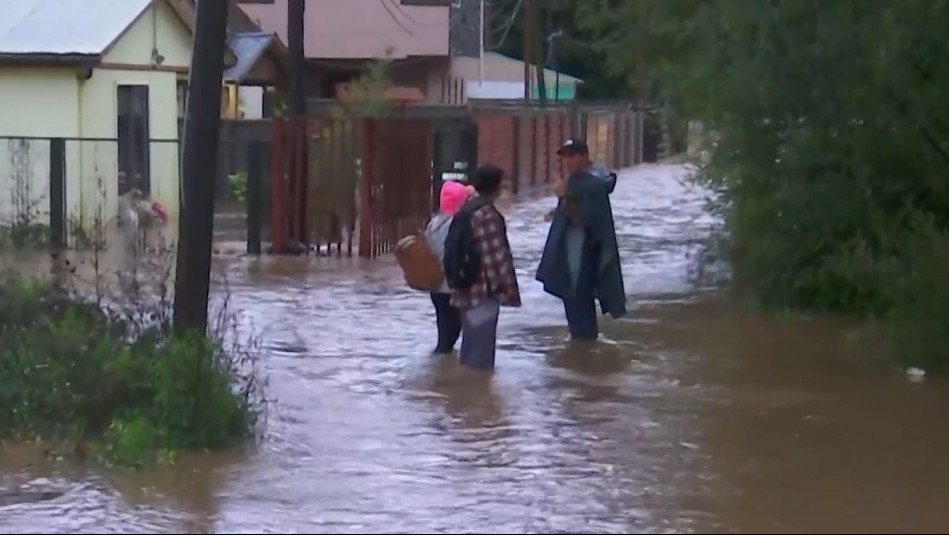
top-left (5, 164), bottom-right (949, 534)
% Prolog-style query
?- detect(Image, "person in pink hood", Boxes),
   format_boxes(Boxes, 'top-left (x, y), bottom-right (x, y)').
top-left (424, 180), bottom-right (473, 353)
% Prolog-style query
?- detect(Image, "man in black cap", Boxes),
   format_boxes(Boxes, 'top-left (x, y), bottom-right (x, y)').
top-left (536, 138), bottom-right (626, 340)
top-left (544, 140), bottom-right (617, 221)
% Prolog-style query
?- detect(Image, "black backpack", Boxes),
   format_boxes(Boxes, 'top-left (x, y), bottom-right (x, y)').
top-left (443, 196), bottom-right (490, 290)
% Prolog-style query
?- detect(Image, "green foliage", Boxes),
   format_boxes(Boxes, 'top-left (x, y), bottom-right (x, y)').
top-left (334, 53), bottom-right (394, 118)
top-left (490, 0), bottom-right (629, 99)
top-left (574, 0), bottom-right (949, 368)
top-left (881, 217), bottom-right (949, 372)
top-left (0, 274), bottom-right (261, 466)
top-left (0, 223), bottom-right (49, 251)
top-left (229, 171), bottom-right (248, 202)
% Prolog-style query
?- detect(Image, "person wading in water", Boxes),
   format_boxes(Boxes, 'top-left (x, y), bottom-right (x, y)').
top-left (443, 165), bottom-right (521, 370)
top-left (423, 180), bottom-right (474, 354)
top-left (536, 138), bottom-right (627, 340)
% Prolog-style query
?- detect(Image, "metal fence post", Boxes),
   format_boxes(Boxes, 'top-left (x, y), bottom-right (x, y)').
top-left (49, 137), bottom-right (66, 249)
top-left (246, 140), bottom-right (264, 255)
top-left (359, 118), bottom-right (375, 258)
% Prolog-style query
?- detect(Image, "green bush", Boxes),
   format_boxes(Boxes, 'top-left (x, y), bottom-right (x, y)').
top-left (229, 171), bottom-right (248, 202)
top-left (0, 274), bottom-right (261, 466)
top-left (576, 0), bottom-right (949, 370)
top-left (882, 219), bottom-right (949, 373)
top-left (0, 223), bottom-right (49, 251)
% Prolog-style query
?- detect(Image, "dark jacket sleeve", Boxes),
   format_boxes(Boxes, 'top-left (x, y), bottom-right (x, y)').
top-left (568, 174), bottom-right (611, 236)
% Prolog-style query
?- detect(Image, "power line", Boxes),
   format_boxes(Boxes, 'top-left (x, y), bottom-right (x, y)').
top-left (379, 0), bottom-right (416, 35)
top-left (387, 0), bottom-right (423, 24)
top-left (386, 0), bottom-right (465, 30)
top-left (491, 0), bottom-right (523, 51)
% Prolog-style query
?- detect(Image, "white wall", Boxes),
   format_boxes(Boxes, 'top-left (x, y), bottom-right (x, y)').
top-left (0, 67), bottom-right (79, 228)
top-left (76, 68), bottom-right (181, 227)
top-left (0, 0), bottom-right (189, 237)
top-left (238, 86), bottom-right (264, 119)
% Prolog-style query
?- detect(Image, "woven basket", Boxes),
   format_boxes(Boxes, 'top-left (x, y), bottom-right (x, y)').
top-left (394, 233), bottom-right (444, 292)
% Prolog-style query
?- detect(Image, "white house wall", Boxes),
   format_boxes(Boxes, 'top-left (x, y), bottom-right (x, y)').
top-left (238, 86), bottom-right (264, 119)
top-left (450, 55), bottom-right (579, 86)
top-left (78, 69), bottom-right (180, 227)
top-left (0, 0), bottom-right (189, 235)
top-left (0, 67), bottom-right (80, 229)
top-left (81, 0), bottom-right (191, 223)
top-left (102, 0), bottom-right (193, 69)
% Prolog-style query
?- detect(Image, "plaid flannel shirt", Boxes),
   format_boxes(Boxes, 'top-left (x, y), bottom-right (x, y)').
top-left (450, 204), bottom-right (521, 310)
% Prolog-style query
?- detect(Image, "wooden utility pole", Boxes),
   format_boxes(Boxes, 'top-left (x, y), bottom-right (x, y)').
top-left (523, 0), bottom-right (533, 100)
top-left (288, 0), bottom-right (306, 116)
top-left (286, 0), bottom-right (309, 249)
top-left (534, 0), bottom-right (546, 104)
top-left (173, 0), bottom-right (229, 334)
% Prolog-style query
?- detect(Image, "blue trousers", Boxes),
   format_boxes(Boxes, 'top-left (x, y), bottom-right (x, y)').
top-left (563, 244), bottom-right (600, 340)
top-left (460, 299), bottom-right (501, 370)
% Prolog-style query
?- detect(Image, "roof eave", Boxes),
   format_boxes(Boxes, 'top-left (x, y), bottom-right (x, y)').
top-left (0, 53), bottom-right (100, 66)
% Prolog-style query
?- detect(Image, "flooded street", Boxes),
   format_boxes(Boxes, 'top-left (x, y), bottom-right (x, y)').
top-left (5, 164), bottom-right (949, 533)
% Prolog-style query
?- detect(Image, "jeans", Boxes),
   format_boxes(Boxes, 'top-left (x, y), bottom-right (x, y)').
top-left (431, 292), bottom-right (462, 353)
top-left (563, 242), bottom-right (600, 340)
top-left (460, 298), bottom-right (501, 370)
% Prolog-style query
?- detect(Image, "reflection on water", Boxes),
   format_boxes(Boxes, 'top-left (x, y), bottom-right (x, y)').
top-left (4, 164), bottom-right (949, 533)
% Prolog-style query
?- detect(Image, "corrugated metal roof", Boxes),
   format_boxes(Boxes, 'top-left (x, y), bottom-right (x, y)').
top-left (0, 0), bottom-right (154, 56)
top-left (224, 32), bottom-right (277, 83)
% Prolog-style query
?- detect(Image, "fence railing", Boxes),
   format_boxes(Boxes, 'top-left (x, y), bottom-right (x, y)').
top-left (0, 136), bottom-right (179, 250)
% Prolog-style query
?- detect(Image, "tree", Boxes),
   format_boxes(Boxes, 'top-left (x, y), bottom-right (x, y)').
top-left (489, 0), bottom-right (627, 99)
top-left (573, 0), bottom-right (949, 368)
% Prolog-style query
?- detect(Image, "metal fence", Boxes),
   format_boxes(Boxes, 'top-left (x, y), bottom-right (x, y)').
top-left (0, 135), bottom-right (179, 250)
top-left (215, 100), bottom-right (656, 258)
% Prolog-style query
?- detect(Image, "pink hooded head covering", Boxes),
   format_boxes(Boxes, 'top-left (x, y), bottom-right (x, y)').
top-left (439, 181), bottom-right (470, 215)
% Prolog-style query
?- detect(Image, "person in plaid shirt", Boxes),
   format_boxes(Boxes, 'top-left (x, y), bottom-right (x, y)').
top-left (451, 165), bottom-right (521, 370)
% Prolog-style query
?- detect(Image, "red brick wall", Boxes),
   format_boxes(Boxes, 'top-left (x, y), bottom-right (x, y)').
top-left (517, 113), bottom-right (531, 189)
top-left (474, 108), bottom-right (577, 193)
top-left (473, 111), bottom-right (517, 191)
top-left (531, 111), bottom-right (572, 186)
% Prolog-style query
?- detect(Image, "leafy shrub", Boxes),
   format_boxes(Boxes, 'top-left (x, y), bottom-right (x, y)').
top-left (881, 219), bottom-right (949, 372)
top-left (0, 274), bottom-right (262, 466)
top-left (577, 0), bottom-right (949, 370)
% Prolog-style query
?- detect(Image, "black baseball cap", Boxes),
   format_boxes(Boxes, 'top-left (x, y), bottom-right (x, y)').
top-left (557, 138), bottom-right (589, 156)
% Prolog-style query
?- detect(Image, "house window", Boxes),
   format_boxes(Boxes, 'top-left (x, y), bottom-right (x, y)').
top-left (117, 85), bottom-right (151, 197)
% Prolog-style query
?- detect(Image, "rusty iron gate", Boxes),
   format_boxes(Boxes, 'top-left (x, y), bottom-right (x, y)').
top-left (270, 115), bottom-right (435, 258)
top-left (359, 118), bottom-right (433, 258)
top-left (307, 116), bottom-right (361, 256)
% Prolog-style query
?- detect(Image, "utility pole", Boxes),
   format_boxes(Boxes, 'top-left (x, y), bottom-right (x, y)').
top-left (534, 0), bottom-right (546, 104)
top-left (173, 0), bottom-right (229, 334)
top-left (478, 0), bottom-right (485, 87)
top-left (549, 30), bottom-right (562, 102)
top-left (523, 0), bottom-right (533, 100)
top-left (286, 0), bottom-right (309, 249)
top-left (288, 0), bottom-right (306, 116)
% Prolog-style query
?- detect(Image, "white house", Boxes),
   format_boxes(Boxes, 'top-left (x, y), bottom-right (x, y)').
top-left (0, 0), bottom-right (203, 238)
top-left (451, 52), bottom-right (583, 102)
